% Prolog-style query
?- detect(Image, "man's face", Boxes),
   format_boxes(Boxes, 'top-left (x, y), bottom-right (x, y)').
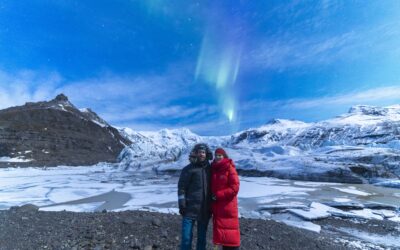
top-left (197, 149), bottom-right (206, 162)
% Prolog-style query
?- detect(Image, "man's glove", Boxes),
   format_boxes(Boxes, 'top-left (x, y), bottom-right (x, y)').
top-left (211, 194), bottom-right (217, 201)
top-left (179, 207), bottom-right (185, 216)
top-left (178, 198), bottom-right (186, 216)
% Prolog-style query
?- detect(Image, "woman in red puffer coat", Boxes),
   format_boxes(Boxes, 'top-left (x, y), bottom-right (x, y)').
top-left (211, 148), bottom-right (240, 250)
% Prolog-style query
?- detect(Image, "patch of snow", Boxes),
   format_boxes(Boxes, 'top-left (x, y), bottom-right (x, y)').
top-left (333, 198), bottom-right (353, 203)
top-left (79, 108), bottom-right (90, 112)
top-left (337, 227), bottom-right (400, 248)
top-left (374, 180), bottom-right (400, 189)
top-left (57, 103), bottom-right (68, 111)
top-left (334, 238), bottom-right (385, 250)
top-left (39, 202), bottom-right (104, 212)
top-left (92, 119), bottom-right (107, 128)
top-left (0, 156), bottom-right (32, 163)
top-left (388, 216), bottom-right (400, 223)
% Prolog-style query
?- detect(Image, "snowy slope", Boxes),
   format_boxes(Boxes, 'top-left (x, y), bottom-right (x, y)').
top-left (117, 128), bottom-right (204, 170)
top-left (230, 105), bottom-right (400, 148)
top-left (118, 105), bottom-right (400, 183)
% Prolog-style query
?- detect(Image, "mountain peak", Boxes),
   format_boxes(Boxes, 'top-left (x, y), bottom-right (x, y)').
top-left (265, 118), bottom-right (295, 125)
top-left (348, 105), bottom-right (388, 116)
top-left (263, 118), bottom-right (308, 128)
top-left (54, 93), bottom-right (69, 102)
top-left (0, 95), bottom-right (131, 167)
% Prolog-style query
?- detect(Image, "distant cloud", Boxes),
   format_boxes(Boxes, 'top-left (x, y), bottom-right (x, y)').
top-left (246, 31), bottom-right (357, 71)
top-left (246, 19), bottom-right (400, 71)
top-left (185, 118), bottom-right (235, 135)
top-left (282, 86), bottom-right (400, 109)
top-left (185, 83), bottom-right (400, 134)
top-left (102, 104), bottom-right (217, 123)
top-left (0, 68), bottom-right (217, 132)
top-left (241, 86), bottom-right (400, 114)
top-left (0, 70), bottom-right (62, 109)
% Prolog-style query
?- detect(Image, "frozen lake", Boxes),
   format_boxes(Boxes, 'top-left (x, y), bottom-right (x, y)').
top-left (0, 164), bottom-right (400, 246)
top-left (0, 163), bottom-right (398, 218)
top-left (1, 163), bottom-right (400, 248)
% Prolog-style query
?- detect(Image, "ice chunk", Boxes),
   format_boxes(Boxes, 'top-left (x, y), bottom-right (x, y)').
top-left (349, 209), bottom-right (383, 220)
top-left (259, 204), bottom-right (308, 213)
top-left (371, 209), bottom-right (397, 218)
top-left (272, 213), bottom-right (321, 233)
top-left (332, 187), bottom-right (371, 196)
top-left (323, 201), bottom-right (365, 209)
top-left (288, 202), bottom-right (330, 221)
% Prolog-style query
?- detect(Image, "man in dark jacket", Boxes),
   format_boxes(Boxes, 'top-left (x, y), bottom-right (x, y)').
top-left (178, 143), bottom-right (213, 250)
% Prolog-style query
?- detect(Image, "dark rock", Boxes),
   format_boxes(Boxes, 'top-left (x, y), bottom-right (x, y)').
top-left (17, 204), bottom-right (39, 213)
top-left (9, 206), bottom-right (19, 213)
top-left (161, 230), bottom-right (168, 238)
top-left (151, 218), bottom-right (161, 227)
top-left (123, 218), bottom-right (135, 225)
top-left (0, 94), bottom-right (131, 167)
top-left (55, 93), bottom-right (69, 102)
top-left (0, 209), bottom-right (371, 250)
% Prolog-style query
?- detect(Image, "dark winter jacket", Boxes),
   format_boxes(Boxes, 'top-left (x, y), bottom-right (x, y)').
top-left (178, 160), bottom-right (211, 221)
top-left (211, 158), bottom-right (240, 247)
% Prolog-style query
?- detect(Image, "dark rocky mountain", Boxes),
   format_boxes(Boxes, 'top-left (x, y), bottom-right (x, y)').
top-left (0, 94), bottom-right (131, 167)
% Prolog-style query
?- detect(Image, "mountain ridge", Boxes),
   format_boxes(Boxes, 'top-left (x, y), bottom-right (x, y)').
top-left (119, 104), bottom-right (400, 184)
top-left (1, 94), bottom-right (399, 184)
top-left (0, 94), bottom-right (131, 167)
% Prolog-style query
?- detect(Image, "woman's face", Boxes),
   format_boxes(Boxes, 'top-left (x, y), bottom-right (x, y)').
top-left (215, 153), bottom-right (224, 162)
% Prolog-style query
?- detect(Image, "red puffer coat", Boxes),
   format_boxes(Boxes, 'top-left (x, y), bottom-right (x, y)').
top-left (211, 158), bottom-right (240, 247)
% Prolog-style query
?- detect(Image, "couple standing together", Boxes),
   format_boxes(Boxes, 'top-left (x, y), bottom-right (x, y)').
top-left (178, 143), bottom-right (240, 250)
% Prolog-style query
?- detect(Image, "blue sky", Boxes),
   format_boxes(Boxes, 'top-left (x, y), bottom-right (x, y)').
top-left (0, 1), bottom-right (400, 135)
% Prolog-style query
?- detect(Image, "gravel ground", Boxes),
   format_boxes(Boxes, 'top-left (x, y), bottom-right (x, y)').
top-left (0, 205), bottom-right (356, 250)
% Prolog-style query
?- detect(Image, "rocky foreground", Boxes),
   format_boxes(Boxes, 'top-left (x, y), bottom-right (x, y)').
top-left (1, 205), bottom-right (398, 250)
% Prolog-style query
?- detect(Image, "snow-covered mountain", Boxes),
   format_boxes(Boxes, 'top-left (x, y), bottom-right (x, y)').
top-left (231, 105), bottom-right (400, 148)
top-left (117, 127), bottom-right (203, 170)
top-left (118, 105), bottom-right (400, 183)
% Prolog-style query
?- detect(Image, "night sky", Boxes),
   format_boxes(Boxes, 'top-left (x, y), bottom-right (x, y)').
top-left (1, 1), bottom-right (400, 135)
